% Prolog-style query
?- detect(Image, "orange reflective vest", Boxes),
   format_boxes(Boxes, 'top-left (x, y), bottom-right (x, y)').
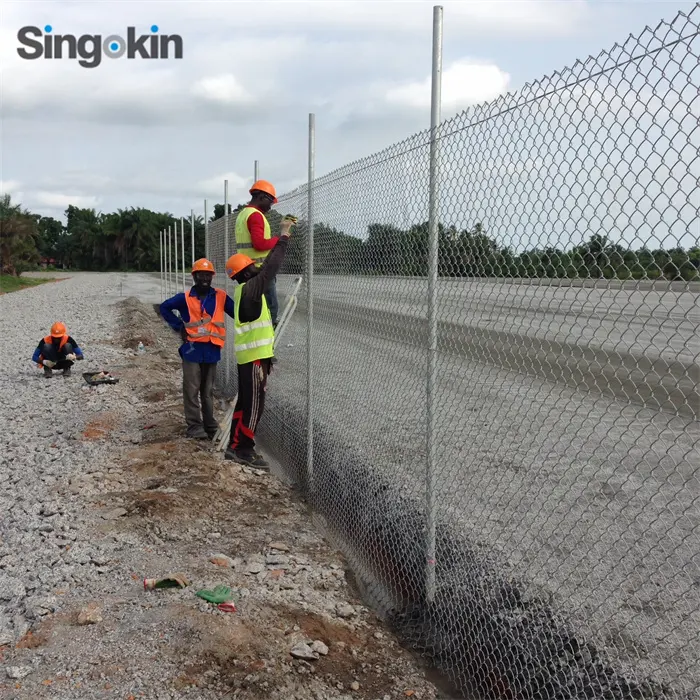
top-left (183, 289), bottom-right (227, 347)
top-left (37, 334), bottom-right (69, 368)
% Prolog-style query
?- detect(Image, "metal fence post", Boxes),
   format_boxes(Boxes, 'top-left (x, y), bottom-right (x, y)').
top-left (307, 113), bottom-right (316, 493)
top-left (159, 229), bottom-right (164, 300)
top-left (224, 179), bottom-right (230, 388)
top-left (173, 220), bottom-right (179, 296)
top-left (191, 209), bottom-right (195, 266)
top-left (254, 160), bottom-right (259, 181)
top-left (426, 4), bottom-right (443, 606)
top-left (168, 225), bottom-right (173, 298)
top-left (204, 200), bottom-right (209, 261)
top-left (181, 215), bottom-right (186, 292)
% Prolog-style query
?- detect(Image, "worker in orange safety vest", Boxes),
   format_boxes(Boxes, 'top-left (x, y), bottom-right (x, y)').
top-left (32, 322), bottom-right (84, 378)
top-left (159, 258), bottom-right (236, 439)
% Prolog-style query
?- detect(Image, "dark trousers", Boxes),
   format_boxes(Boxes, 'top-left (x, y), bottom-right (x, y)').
top-left (42, 342), bottom-right (74, 370)
top-left (230, 359), bottom-right (270, 453)
top-left (182, 360), bottom-right (218, 436)
top-left (264, 275), bottom-right (278, 327)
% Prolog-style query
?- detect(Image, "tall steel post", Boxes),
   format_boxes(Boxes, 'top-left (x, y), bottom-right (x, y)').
top-left (306, 113), bottom-right (315, 492)
top-left (426, 4), bottom-right (443, 606)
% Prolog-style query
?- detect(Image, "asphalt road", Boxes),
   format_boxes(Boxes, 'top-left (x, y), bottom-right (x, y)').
top-left (265, 273), bottom-right (700, 695)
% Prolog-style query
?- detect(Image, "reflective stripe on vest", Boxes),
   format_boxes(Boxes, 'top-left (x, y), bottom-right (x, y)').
top-left (184, 288), bottom-right (227, 347)
top-left (234, 206), bottom-right (271, 264)
top-left (233, 283), bottom-right (274, 364)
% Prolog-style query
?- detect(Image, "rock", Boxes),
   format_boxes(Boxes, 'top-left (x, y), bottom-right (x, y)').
top-left (77, 603), bottom-right (102, 625)
top-left (25, 595), bottom-right (58, 618)
top-left (102, 507), bottom-right (127, 520)
top-left (310, 640), bottom-right (329, 656)
top-left (210, 554), bottom-right (234, 568)
top-left (246, 562), bottom-right (264, 575)
top-left (0, 574), bottom-right (26, 601)
top-left (350, 681), bottom-right (360, 691)
top-left (0, 613), bottom-right (14, 646)
top-left (13, 615), bottom-right (29, 640)
top-left (266, 554), bottom-right (289, 566)
top-left (290, 642), bottom-right (318, 661)
top-left (268, 541), bottom-right (290, 552)
top-left (336, 604), bottom-right (355, 619)
top-left (6, 666), bottom-right (33, 679)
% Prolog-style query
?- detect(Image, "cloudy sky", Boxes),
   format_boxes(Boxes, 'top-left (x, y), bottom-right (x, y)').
top-left (1, 0), bottom-right (698, 238)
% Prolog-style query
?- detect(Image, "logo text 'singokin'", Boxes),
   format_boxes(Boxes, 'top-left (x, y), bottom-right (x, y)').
top-left (17, 25), bottom-right (183, 68)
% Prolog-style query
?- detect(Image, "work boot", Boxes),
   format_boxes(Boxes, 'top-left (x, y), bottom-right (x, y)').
top-left (62, 368), bottom-right (72, 377)
top-left (186, 426), bottom-right (209, 440)
top-left (44, 367), bottom-right (53, 378)
top-left (224, 447), bottom-right (270, 470)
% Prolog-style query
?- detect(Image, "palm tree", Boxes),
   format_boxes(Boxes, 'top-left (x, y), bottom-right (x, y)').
top-left (0, 194), bottom-right (40, 276)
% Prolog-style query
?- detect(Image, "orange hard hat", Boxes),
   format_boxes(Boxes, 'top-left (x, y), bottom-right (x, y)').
top-left (192, 258), bottom-right (215, 274)
top-left (226, 253), bottom-right (255, 279)
top-left (50, 322), bottom-right (67, 337)
top-left (249, 179), bottom-right (278, 204)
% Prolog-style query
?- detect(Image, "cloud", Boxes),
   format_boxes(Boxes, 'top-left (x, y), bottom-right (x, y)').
top-left (0, 180), bottom-right (22, 196)
top-left (191, 74), bottom-right (255, 105)
top-left (33, 192), bottom-right (101, 209)
top-left (385, 59), bottom-right (512, 113)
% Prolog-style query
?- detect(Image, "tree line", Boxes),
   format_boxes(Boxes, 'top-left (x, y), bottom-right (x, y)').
top-left (1, 194), bottom-right (698, 282)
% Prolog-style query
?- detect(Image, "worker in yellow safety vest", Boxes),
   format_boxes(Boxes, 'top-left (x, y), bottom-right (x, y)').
top-left (223, 213), bottom-right (296, 469)
top-left (234, 179), bottom-right (286, 330)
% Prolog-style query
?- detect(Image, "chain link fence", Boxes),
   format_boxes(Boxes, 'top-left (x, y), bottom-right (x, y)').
top-left (192, 6), bottom-right (700, 698)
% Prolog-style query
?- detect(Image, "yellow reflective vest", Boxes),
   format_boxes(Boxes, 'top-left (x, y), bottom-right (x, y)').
top-left (234, 206), bottom-right (271, 266)
top-left (233, 283), bottom-right (275, 364)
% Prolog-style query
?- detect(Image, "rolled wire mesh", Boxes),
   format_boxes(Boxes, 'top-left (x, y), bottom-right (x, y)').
top-left (207, 6), bottom-right (699, 698)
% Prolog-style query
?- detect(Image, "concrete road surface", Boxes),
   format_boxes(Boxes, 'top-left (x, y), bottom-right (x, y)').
top-left (266, 273), bottom-right (700, 695)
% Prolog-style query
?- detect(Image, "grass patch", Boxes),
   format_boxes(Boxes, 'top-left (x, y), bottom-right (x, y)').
top-left (0, 274), bottom-right (60, 294)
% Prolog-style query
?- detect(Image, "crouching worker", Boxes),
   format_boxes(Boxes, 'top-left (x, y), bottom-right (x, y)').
top-left (160, 258), bottom-right (236, 440)
top-left (33, 322), bottom-right (84, 377)
top-left (223, 214), bottom-right (295, 469)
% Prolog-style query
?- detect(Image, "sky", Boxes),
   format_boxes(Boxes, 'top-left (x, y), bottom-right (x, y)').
top-left (1, 0), bottom-right (699, 251)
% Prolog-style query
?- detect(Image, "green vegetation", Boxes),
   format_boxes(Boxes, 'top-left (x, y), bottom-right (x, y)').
top-left (0, 274), bottom-right (58, 294)
top-left (1, 193), bottom-right (697, 282)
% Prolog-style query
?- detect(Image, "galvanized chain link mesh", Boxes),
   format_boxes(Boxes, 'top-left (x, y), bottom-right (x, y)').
top-left (195, 7), bottom-right (700, 699)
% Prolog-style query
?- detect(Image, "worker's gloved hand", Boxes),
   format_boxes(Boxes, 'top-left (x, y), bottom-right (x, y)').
top-left (43, 360), bottom-right (56, 368)
top-left (65, 353), bottom-right (77, 361)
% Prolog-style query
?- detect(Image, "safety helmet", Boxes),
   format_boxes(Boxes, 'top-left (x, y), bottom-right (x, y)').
top-left (50, 322), bottom-right (67, 337)
top-left (226, 253), bottom-right (255, 279)
top-left (192, 258), bottom-right (215, 274)
top-left (249, 179), bottom-right (278, 204)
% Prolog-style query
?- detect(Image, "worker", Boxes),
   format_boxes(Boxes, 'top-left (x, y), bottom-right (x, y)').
top-left (33, 322), bottom-right (84, 377)
top-left (159, 258), bottom-right (236, 440)
top-left (223, 214), bottom-right (296, 469)
top-left (233, 179), bottom-right (284, 330)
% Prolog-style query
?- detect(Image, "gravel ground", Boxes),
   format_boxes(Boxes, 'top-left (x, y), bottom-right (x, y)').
top-left (259, 275), bottom-right (700, 697)
top-left (0, 272), bottom-right (442, 700)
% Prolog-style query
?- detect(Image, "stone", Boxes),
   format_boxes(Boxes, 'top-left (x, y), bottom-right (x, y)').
top-left (246, 562), bottom-right (264, 575)
top-left (336, 604), bottom-right (355, 619)
top-left (6, 666), bottom-right (33, 679)
top-left (268, 541), bottom-right (290, 552)
top-left (77, 603), bottom-right (102, 625)
top-left (350, 681), bottom-right (360, 691)
top-left (102, 507), bottom-right (127, 520)
top-left (266, 554), bottom-right (289, 566)
top-left (289, 643), bottom-right (318, 661)
top-left (310, 640), bottom-right (329, 656)
top-left (210, 554), bottom-right (234, 568)
top-left (0, 574), bottom-right (26, 601)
